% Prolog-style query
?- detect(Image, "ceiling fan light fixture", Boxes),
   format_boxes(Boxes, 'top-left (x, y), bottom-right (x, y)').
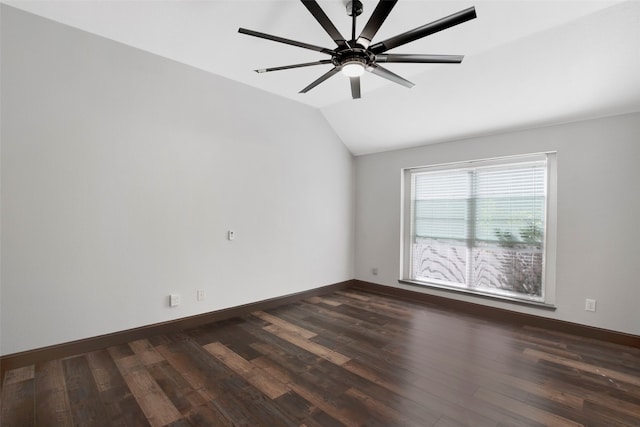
top-left (342, 61), bottom-right (365, 77)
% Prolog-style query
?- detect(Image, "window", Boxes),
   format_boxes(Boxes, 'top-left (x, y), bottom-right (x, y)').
top-left (401, 153), bottom-right (556, 306)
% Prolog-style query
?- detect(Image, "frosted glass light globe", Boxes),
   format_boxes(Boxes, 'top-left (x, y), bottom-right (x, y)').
top-left (342, 61), bottom-right (365, 77)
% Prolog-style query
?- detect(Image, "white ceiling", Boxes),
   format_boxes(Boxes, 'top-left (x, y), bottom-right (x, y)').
top-left (5, 0), bottom-right (640, 155)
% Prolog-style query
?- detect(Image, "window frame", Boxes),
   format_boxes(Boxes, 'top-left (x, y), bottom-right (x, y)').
top-left (400, 153), bottom-right (557, 308)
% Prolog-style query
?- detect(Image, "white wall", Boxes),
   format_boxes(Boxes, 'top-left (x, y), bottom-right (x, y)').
top-left (355, 113), bottom-right (640, 336)
top-left (1, 6), bottom-right (354, 356)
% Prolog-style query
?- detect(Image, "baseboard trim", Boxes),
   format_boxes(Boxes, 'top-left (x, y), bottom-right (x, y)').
top-left (350, 280), bottom-right (640, 349)
top-left (0, 280), bottom-right (352, 375)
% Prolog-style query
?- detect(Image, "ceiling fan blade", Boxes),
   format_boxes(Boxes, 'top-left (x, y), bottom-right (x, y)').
top-left (376, 54), bottom-right (464, 64)
top-left (239, 28), bottom-right (334, 55)
top-left (255, 60), bottom-right (333, 73)
top-left (356, 0), bottom-right (398, 48)
top-left (368, 64), bottom-right (414, 88)
top-left (300, 67), bottom-right (341, 93)
top-left (350, 76), bottom-right (361, 99)
top-left (301, 0), bottom-right (350, 49)
top-left (369, 6), bottom-right (477, 54)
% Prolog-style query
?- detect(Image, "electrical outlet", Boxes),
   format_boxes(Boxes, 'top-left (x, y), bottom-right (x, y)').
top-left (585, 298), bottom-right (596, 312)
top-left (197, 289), bottom-right (205, 302)
top-left (228, 230), bottom-right (235, 241)
top-left (170, 294), bottom-right (181, 307)
top-left (372, 267), bottom-right (379, 276)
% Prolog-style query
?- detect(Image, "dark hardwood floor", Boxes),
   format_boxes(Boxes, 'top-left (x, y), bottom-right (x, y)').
top-left (2, 289), bottom-right (640, 426)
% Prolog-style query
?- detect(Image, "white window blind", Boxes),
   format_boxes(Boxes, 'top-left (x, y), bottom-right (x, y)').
top-left (404, 154), bottom-right (554, 304)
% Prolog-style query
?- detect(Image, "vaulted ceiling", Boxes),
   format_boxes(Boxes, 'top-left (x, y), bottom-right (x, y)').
top-left (5, 0), bottom-right (640, 155)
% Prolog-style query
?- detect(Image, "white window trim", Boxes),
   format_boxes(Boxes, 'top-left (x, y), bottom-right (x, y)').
top-left (400, 152), bottom-right (557, 308)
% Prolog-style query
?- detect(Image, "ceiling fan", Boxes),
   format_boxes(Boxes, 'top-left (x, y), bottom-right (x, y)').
top-left (238, 0), bottom-right (477, 99)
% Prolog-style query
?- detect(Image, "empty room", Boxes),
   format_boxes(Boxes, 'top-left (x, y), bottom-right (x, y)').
top-left (1, 1), bottom-right (639, 426)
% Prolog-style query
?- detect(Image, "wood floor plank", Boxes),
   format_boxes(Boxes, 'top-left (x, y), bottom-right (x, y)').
top-left (147, 360), bottom-right (207, 415)
top-left (328, 300), bottom-right (400, 327)
top-left (252, 310), bottom-right (318, 339)
top-left (342, 359), bottom-right (483, 427)
top-left (3, 365), bottom-right (35, 385)
top-left (306, 295), bottom-right (343, 306)
top-left (474, 387), bottom-right (584, 427)
top-left (63, 355), bottom-right (111, 427)
top-left (434, 416), bottom-right (472, 427)
top-left (1, 378), bottom-right (35, 427)
top-left (85, 349), bottom-right (150, 426)
top-left (34, 359), bottom-right (73, 427)
top-left (390, 335), bottom-right (586, 411)
top-left (335, 290), bottom-right (371, 301)
top-left (273, 303), bottom-right (387, 349)
top-left (99, 385), bottom-right (151, 427)
top-left (184, 402), bottom-right (233, 426)
top-left (86, 349), bottom-right (127, 393)
top-left (547, 377), bottom-right (640, 417)
top-left (113, 354), bottom-right (182, 427)
top-left (249, 339), bottom-right (336, 389)
top-left (155, 343), bottom-right (219, 402)
top-left (107, 343), bottom-right (135, 360)
top-left (263, 324), bottom-right (351, 366)
top-left (293, 302), bottom-right (396, 348)
top-left (128, 339), bottom-right (165, 366)
top-left (146, 334), bottom-right (173, 347)
top-left (271, 390), bottom-right (334, 427)
top-left (344, 386), bottom-right (421, 427)
top-left (187, 318), bottom-right (265, 361)
top-left (203, 362), bottom-right (300, 427)
top-left (524, 347), bottom-right (640, 387)
top-left (203, 341), bottom-right (290, 399)
top-left (333, 291), bottom-right (414, 320)
top-left (250, 355), bottom-right (363, 427)
top-left (582, 399), bottom-right (640, 426)
top-left (310, 356), bottom-right (449, 427)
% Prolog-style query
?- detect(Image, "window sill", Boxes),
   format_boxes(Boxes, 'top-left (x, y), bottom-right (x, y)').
top-left (398, 279), bottom-right (557, 311)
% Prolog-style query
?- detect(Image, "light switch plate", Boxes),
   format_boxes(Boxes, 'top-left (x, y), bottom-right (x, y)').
top-left (585, 298), bottom-right (596, 312)
top-left (170, 294), bottom-right (180, 307)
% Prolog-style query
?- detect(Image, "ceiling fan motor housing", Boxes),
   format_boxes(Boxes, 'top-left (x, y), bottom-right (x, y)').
top-left (333, 47), bottom-right (373, 69)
